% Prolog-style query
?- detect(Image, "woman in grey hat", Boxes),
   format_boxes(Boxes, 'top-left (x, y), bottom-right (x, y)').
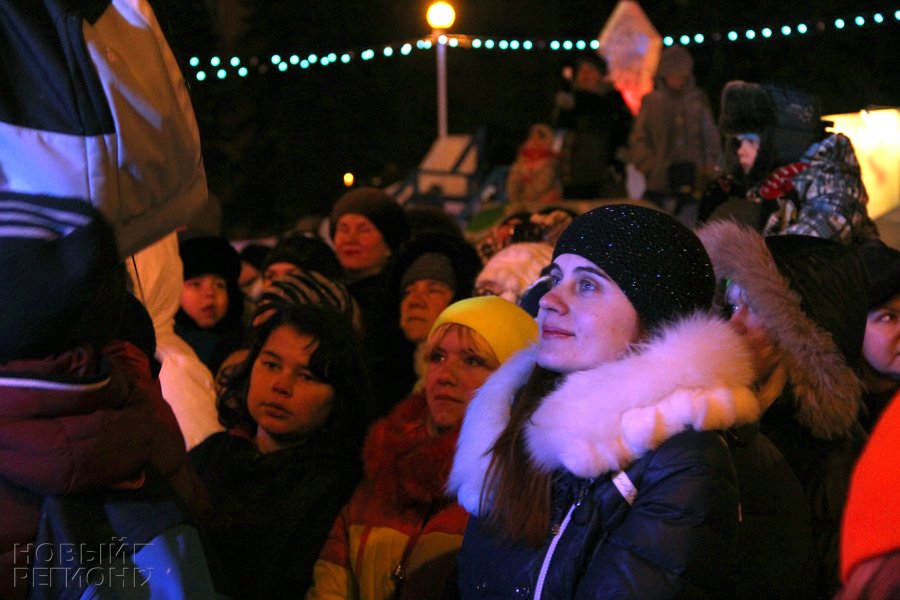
top-left (387, 231), bottom-right (484, 392)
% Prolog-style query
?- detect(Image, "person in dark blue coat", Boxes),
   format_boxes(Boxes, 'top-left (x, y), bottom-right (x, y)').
top-left (448, 204), bottom-right (761, 599)
top-left (698, 221), bottom-right (870, 598)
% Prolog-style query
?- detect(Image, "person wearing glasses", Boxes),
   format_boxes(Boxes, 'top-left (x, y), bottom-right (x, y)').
top-left (699, 220), bottom-right (869, 598)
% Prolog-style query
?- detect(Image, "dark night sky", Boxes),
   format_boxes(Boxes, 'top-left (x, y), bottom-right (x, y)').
top-left (151, 1), bottom-right (900, 236)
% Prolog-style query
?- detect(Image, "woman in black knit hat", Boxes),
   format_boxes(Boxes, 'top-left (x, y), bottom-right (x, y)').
top-left (330, 187), bottom-right (409, 283)
top-left (448, 204), bottom-right (760, 598)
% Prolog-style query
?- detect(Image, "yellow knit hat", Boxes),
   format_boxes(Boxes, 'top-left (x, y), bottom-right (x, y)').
top-left (428, 296), bottom-right (538, 365)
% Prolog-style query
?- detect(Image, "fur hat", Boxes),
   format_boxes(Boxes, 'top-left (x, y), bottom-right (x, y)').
top-left (475, 242), bottom-right (553, 304)
top-left (329, 187), bottom-right (410, 252)
top-left (429, 296), bottom-right (538, 365)
top-left (0, 192), bottom-right (125, 361)
top-left (178, 235), bottom-right (241, 282)
top-left (261, 233), bottom-right (343, 280)
top-left (857, 239), bottom-right (900, 310)
top-left (697, 221), bottom-right (866, 439)
top-left (553, 204), bottom-right (715, 331)
top-left (718, 80), bottom-right (777, 136)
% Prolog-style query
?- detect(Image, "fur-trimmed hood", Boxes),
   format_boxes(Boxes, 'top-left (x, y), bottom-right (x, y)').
top-left (449, 314), bottom-right (759, 515)
top-left (697, 220), bottom-right (864, 439)
top-left (363, 392), bottom-right (458, 508)
top-left (653, 45), bottom-right (697, 92)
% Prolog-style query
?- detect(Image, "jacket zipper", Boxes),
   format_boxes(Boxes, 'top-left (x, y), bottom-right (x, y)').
top-left (534, 501), bottom-right (576, 600)
top-left (534, 481), bottom-right (590, 600)
top-left (391, 503), bottom-right (436, 596)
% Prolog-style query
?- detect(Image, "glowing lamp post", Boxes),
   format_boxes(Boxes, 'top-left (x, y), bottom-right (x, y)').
top-left (427, 1), bottom-right (455, 138)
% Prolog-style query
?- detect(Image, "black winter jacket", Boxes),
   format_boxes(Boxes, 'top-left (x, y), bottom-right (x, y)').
top-left (698, 221), bottom-right (869, 598)
top-left (458, 429), bottom-right (739, 599)
top-left (449, 316), bottom-right (761, 599)
top-left (189, 431), bottom-right (361, 598)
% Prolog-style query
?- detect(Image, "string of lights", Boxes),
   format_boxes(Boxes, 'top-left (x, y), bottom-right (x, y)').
top-left (188, 8), bottom-right (900, 82)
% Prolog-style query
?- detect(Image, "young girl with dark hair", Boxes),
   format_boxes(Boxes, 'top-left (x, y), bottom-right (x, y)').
top-left (190, 303), bottom-right (369, 598)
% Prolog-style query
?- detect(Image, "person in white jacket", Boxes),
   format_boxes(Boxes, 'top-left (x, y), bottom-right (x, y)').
top-left (128, 232), bottom-right (224, 449)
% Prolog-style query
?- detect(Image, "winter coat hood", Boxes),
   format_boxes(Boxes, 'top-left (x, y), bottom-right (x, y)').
top-left (653, 45), bottom-right (697, 91)
top-left (697, 220), bottom-right (865, 439)
top-left (449, 314), bottom-right (759, 514)
top-left (364, 392), bottom-right (458, 508)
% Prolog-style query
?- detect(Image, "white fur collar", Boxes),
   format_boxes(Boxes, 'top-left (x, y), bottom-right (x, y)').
top-left (449, 314), bottom-right (760, 515)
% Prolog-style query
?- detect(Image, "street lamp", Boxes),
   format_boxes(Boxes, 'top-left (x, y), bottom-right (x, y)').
top-left (426, 1), bottom-right (455, 138)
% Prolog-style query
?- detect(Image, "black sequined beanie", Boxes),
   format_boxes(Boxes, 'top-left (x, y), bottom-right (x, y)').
top-left (552, 204), bottom-right (715, 330)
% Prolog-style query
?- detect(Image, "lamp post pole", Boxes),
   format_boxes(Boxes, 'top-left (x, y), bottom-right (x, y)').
top-left (426, 2), bottom-right (455, 139)
top-left (435, 34), bottom-right (448, 138)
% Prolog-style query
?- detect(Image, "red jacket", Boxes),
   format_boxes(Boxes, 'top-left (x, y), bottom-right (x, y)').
top-left (308, 393), bottom-right (468, 600)
top-left (0, 341), bottom-right (206, 598)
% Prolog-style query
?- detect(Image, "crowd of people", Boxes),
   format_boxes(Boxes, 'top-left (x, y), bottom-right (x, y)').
top-left (1, 6), bottom-right (899, 599)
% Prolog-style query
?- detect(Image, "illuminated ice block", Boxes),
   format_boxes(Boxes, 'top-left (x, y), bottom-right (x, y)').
top-left (598, 0), bottom-right (662, 116)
